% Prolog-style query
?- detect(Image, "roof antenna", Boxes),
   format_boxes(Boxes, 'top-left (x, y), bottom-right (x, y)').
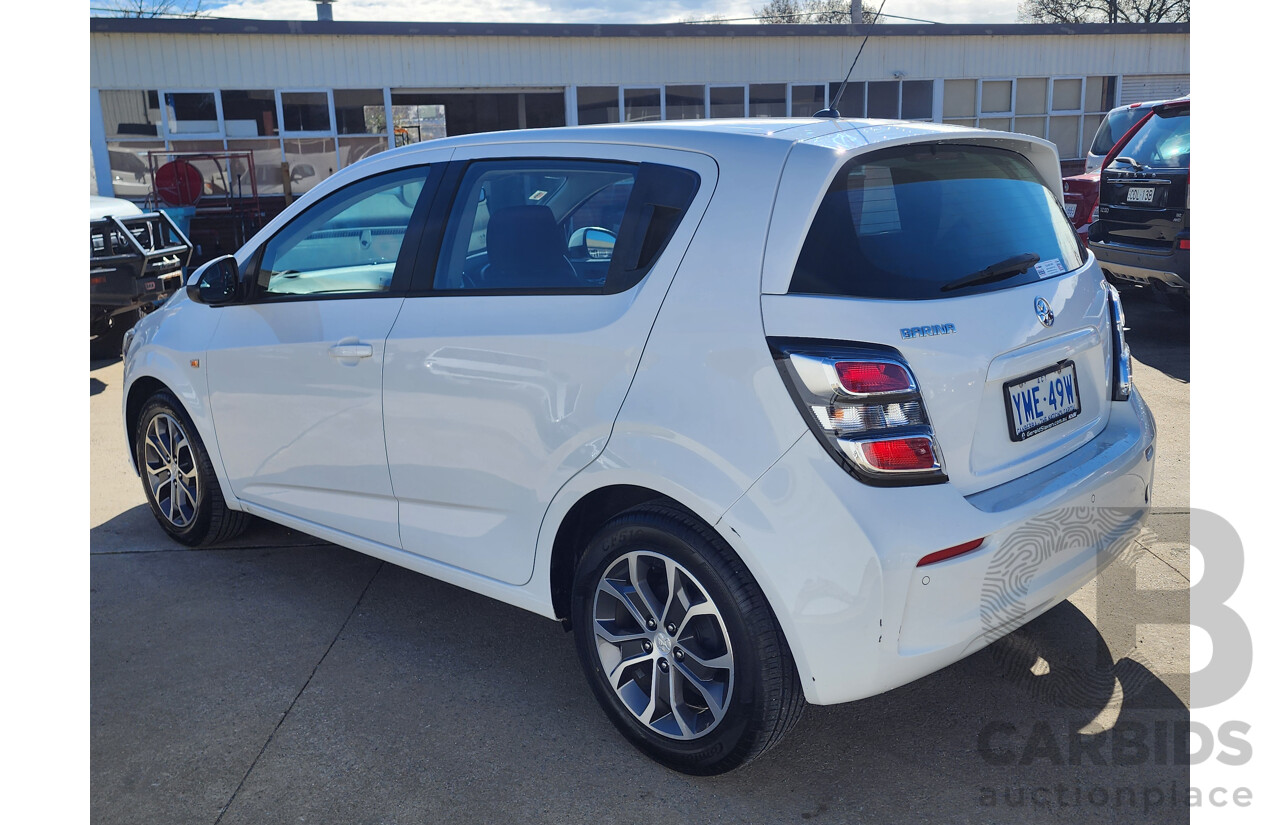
top-left (815, 0), bottom-right (889, 119)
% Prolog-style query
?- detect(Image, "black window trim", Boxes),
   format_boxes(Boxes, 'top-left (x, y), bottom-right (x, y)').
top-left (406, 157), bottom-right (701, 298)
top-left (241, 162), bottom-right (444, 305)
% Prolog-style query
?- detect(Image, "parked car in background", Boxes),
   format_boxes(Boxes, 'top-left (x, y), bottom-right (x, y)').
top-left (1062, 169), bottom-right (1100, 243)
top-left (1084, 99), bottom-right (1165, 173)
top-left (1088, 97), bottom-right (1190, 307)
top-left (90, 196), bottom-right (193, 357)
top-left (122, 119), bottom-right (1154, 774)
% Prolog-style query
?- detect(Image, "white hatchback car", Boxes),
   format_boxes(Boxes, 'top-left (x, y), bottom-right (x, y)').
top-left (122, 118), bottom-right (1155, 775)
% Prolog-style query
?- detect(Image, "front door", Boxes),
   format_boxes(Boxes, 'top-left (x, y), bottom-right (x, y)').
top-left (206, 162), bottom-right (440, 546)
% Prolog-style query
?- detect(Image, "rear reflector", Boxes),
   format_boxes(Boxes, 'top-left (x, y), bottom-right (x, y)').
top-left (1177, 238), bottom-right (1189, 250)
top-left (917, 538), bottom-right (985, 567)
top-left (834, 361), bottom-right (913, 395)
top-left (853, 437), bottom-right (936, 472)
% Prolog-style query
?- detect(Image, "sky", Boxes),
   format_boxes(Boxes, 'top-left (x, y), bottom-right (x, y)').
top-left (195, 1), bottom-right (1022, 25)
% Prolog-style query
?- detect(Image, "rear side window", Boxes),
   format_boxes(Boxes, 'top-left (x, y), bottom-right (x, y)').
top-left (431, 159), bottom-right (698, 294)
top-left (1113, 107), bottom-right (1189, 169)
top-left (790, 145), bottom-right (1083, 301)
top-left (1089, 106), bottom-right (1149, 156)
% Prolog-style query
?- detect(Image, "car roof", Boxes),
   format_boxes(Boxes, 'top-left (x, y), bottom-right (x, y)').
top-left (384, 117), bottom-right (1004, 156)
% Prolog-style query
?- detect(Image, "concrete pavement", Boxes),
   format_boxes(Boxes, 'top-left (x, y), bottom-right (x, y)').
top-left (91, 290), bottom-right (1190, 824)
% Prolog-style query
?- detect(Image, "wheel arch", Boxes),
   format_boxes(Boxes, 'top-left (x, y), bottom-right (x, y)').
top-left (548, 484), bottom-right (672, 625)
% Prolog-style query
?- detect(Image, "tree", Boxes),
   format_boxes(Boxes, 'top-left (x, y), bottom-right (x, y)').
top-left (754, 1), bottom-right (881, 24)
top-left (1016, 0), bottom-right (1189, 24)
top-left (99, 1), bottom-right (207, 17)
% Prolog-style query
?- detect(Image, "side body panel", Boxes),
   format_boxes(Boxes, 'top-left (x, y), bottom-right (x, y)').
top-left (383, 145), bottom-right (720, 586)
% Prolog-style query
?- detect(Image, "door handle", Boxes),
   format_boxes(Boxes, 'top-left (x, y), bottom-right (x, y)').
top-left (329, 343), bottom-right (374, 359)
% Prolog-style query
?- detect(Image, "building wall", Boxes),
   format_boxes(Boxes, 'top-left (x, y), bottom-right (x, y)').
top-left (90, 32), bottom-right (1190, 90)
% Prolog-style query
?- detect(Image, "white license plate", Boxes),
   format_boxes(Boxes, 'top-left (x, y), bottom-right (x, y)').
top-left (1127, 186), bottom-right (1155, 204)
top-left (1065, 202), bottom-right (1077, 218)
top-left (1003, 361), bottom-right (1081, 441)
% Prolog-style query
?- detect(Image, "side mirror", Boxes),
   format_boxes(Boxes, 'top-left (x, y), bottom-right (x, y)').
top-left (567, 226), bottom-right (617, 261)
top-left (187, 255), bottom-right (241, 305)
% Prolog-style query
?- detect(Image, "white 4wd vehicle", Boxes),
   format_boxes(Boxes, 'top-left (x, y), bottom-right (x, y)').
top-left (123, 119), bottom-right (1155, 774)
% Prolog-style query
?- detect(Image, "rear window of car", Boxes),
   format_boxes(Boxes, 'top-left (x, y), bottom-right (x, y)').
top-left (790, 144), bottom-right (1084, 300)
top-left (1089, 106), bottom-right (1150, 157)
top-left (1112, 107), bottom-right (1189, 170)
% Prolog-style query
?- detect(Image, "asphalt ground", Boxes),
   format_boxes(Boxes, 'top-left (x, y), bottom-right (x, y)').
top-left (91, 289), bottom-right (1190, 824)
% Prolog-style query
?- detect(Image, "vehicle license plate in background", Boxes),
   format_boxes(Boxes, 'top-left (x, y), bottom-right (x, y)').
top-left (1004, 361), bottom-right (1080, 441)
top-left (1127, 187), bottom-right (1155, 204)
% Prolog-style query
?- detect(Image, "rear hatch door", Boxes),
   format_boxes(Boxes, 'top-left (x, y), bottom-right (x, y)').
top-left (763, 137), bottom-right (1114, 495)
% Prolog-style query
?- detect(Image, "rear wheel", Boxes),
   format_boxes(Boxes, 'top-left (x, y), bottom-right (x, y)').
top-left (571, 503), bottom-right (804, 775)
top-left (135, 391), bottom-right (251, 546)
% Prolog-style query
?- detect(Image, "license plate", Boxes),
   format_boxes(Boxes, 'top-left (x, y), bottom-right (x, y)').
top-left (1065, 202), bottom-right (1077, 218)
top-left (1127, 186), bottom-right (1155, 204)
top-left (1003, 361), bottom-right (1081, 442)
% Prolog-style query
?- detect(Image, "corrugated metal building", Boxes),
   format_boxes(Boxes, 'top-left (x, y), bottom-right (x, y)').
top-left (89, 16), bottom-right (1188, 252)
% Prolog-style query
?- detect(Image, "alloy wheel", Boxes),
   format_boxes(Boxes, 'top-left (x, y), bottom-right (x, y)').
top-left (142, 413), bottom-right (200, 528)
top-left (591, 550), bottom-right (734, 740)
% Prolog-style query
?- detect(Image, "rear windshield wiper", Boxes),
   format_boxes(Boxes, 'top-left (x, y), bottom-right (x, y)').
top-left (1113, 156), bottom-right (1145, 170)
top-left (940, 252), bottom-right (1041, 293)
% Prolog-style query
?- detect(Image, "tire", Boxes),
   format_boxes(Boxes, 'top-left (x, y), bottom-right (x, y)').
top-left (134, 391), bottom-right (251, 547)
top-left (571, 503), bottom-right (804, 775)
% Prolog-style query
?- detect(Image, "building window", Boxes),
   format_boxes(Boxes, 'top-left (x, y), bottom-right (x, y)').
top-left (943, 76), bottom-right (1116, 160)
top-left (900, 81), bottom-right (933, 120)
top-left (221, 89), bottom-right (278, 137)
top-left (334, 89), bottom-right (386, 135)
top-left (749, 84), bottom-right (787, 117)
top-left (979, 80), bottom-right (1014, 116)
top-left (828, 82), bottom-right (865, 117)
top-left (623, 87), bottom-right (662, 122)
top-left (577, 86), bottom-right (620, 125)
top-left (790, 84), bottom-right (825, 117)
top-left (280, 91), bottom-right (332, 133)
top-left (665, 85), bottom-right (705, 120)
top-left (709, 86), bottom-right (745, 118)
top-left (163, 91), bottom-right (219, 136)
top-left (101, 90), bottom-right (162, 138)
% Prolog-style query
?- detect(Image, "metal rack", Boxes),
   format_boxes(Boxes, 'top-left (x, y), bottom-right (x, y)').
top-left (146, 150), bottom-right (266, 250)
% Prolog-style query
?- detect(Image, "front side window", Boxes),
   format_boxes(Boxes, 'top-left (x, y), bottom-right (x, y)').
top-left (791, 145), bottom-right (1083, 300)
top-left (256, 166), bottom-right (430, 297)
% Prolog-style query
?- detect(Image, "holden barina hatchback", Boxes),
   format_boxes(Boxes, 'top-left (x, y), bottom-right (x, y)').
top-left (123, 118), bottom-right (1155, 775)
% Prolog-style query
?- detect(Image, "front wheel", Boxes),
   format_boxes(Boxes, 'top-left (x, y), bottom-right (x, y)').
top-left (571, 503), bottom-right (804, 774)
top-left (135, 391), bottom-right (251, 547)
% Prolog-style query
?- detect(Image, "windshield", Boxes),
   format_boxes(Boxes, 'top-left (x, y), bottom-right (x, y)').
top-left (1089, 106), bottom-right (1150, 156)
top-left (1112, 108), bottom-right (1189, 170)
top-left (790, 145), bottom-right (1084, 300)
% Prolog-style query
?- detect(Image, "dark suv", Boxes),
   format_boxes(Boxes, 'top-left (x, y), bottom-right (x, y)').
top-left (1088, 97), bottom-right (1190, 306)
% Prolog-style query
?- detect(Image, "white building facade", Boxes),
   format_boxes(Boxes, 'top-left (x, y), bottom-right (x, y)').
top-left (90, 18), bottom-right (1190, 201)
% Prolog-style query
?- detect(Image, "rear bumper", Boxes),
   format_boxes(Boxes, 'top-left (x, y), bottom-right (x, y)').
top-left (720, 388), bottom-right (1156, 706)
top-left (1089, 240), bottom-right (1189, 292)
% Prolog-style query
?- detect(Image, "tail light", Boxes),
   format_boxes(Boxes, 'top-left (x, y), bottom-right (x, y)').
top-left (1105, 284), bottom-right (1132, 401)
top-left (1177, 237), bottom-right (1189, 250)
top-left (770, 339), bottom-right (946, 485)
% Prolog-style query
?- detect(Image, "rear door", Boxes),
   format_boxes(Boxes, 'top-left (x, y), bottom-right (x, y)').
top-left (382, 145), bottom-right (716, 585)
top-left (762, 139), bottom-right (1113, 495)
